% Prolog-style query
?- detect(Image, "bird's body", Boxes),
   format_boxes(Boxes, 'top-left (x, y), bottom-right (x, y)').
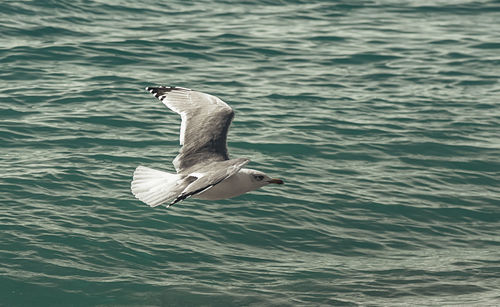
top-left (131, 86), bottom-right (283, 208)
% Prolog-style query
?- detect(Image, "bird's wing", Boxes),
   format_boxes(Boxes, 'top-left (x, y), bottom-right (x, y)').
top-left (168, 158), bottom-right (249, 207)
top-left (146, 86), bottom-right (234, 172)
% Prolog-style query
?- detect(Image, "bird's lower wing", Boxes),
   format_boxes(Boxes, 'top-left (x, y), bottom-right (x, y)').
top-left (169, 158), bottom-right (249, 206)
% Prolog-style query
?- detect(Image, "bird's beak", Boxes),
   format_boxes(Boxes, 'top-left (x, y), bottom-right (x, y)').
top-left (268, 178), bottom-right (284, 184)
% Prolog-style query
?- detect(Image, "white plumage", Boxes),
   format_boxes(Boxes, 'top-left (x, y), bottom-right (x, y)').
top-left (131, 86), bottom-right (283, 208)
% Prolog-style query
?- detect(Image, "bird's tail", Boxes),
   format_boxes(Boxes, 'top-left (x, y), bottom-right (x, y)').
top-left (131, 166), bottom-right (184, 207)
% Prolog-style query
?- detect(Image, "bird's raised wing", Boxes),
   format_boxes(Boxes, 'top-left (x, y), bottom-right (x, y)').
top-left (146, 86), bottom-right (234, 172)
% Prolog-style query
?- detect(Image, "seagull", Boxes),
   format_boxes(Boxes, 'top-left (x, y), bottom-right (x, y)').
top-left (131, 86), bottom-right (284, 208)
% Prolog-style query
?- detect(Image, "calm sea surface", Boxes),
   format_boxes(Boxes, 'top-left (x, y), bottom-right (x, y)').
top-left (1, 1), bottom-right (499, 306)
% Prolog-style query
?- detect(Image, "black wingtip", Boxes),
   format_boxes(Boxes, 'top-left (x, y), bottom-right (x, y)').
top-left (168, 194), bottom-right (186, 207)
top-left (145, 85), bottom-right (176, 91)
top-left (145, 86), bottom-right (191, 92)
top-left (145, 86), bottom-right (191, 101)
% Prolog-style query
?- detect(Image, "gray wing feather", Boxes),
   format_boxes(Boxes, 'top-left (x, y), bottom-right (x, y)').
top-left (146, 86), bottom-right (234, 172)
top-left (169, 158), bottom-right (249, 206)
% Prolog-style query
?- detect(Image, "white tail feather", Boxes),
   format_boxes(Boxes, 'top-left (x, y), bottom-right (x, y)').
top-left (131, 166), bottom-right (182, 207)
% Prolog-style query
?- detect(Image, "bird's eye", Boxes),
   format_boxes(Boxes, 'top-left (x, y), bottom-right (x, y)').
top-left (254, 175), bottom-right (264, 181)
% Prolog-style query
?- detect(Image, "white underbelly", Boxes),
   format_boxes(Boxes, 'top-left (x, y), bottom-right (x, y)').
top-left (194, 173), bottom-right (252, 200)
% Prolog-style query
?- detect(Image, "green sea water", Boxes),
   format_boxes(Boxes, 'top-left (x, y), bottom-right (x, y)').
top-left (1, 1), bottom-right (499, 306)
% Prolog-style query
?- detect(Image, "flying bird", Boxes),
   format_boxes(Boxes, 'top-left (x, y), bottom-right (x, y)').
top-left (131, 86), bottom-right (284, 208)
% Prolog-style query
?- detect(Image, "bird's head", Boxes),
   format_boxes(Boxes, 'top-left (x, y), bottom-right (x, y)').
top-left (245, 169), bottom-right (284, 188)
